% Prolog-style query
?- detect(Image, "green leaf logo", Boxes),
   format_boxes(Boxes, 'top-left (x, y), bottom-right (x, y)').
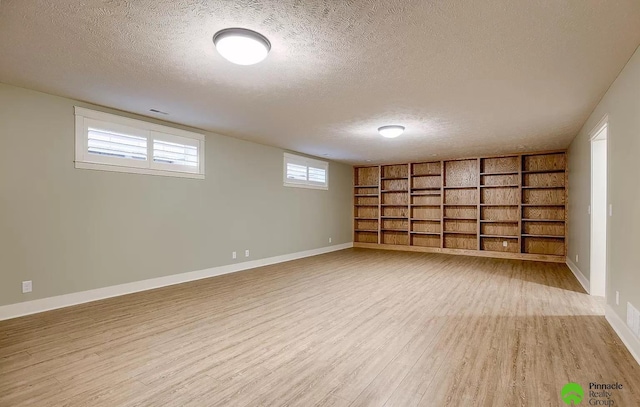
top-left (561, 382), bottom-right (584, 405)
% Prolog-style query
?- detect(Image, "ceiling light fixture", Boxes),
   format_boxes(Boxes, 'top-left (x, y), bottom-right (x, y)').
top-left (213, 28), bottom-right (271, 65)
top-left (378, 125), bottom-right (405, 139)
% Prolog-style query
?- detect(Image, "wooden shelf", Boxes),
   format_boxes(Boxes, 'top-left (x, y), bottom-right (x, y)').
top-left (381, 189), bottom-right (408, 193)
top-left (411, 192), bottom-right (441, 196)
top-left (354, 217), bottom-right (378, 220)
top-left (444, 204), bottom-right (477, 207)
top-left (480, 220), bottom-right (518, 223)
top-left (381, 228), bottom-right (408, 232)
top-left (381, 216), bottom-right (407, 219)
top-left (521, 204), bottom-right (565, 207)
top-left (443, 231), bottom-right (477, 235)
top-left (444, 186), bottom-right (477, 189)
top-left (355, 185), bottom-right (379, 188)
top-left (412, 187), bottom-right (441, 191)
top-left (411, 174), bottom-right (441, 177)
top-left (522, 234), bottom-right (565, 239)
top-left (481, 234), bottom-right (518, 239)
top-left (355, 204), bottom-right (379, 207)
top-left (480, 184), bottom-right (518, 188)
top-left (381, 177), bottom-right (408, 180)
top-left (381, 204), bottom-right (409, 207)
top-left (521, 169), bottom-right (564, 174)
top-left (410, 231), bottom-right (441, 235)
top-left (480, 171), bottom-right (518, 176)
top-left (522, 186), bottom-right (565, 189)
top-left (522, 219), bottom-right (565, 222)
top-left (412, 204), bottom-right (441, 207)
top-left (480, 204), bottom-right (518, 207)
top-left (411, 218), bottom-right (441, 221)
top-left (444, 217), bottom-right (477, 221)
top-left (355, 194), bottom-right (378, 197)
top-left (355, 229), bottom-right (378, 233)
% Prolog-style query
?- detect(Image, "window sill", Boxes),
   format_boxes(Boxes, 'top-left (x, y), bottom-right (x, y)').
top-left (75, 161), bottom-right (205, 180)
top-left (283, 182), bottom-right (328, 190)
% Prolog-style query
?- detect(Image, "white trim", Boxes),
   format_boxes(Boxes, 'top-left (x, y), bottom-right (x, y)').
top-left (0, 243), bottom-right (353, 321)
top-left (566, 257), bottom-right (590, 294)
top-left (283, 152), bottom-right (329, 190)
top-left (74, 161), bottom-right (205, 179)
top-left (283, 182), bottom-right (329, 190)
top-left (589, 125), bottom-right (608, 297)
top-left (605, 305), bottom-right (640, 367)
top-left (589, 114), bottom-right (609, 141)
top-left (74, 106), bottom-right (205, 178)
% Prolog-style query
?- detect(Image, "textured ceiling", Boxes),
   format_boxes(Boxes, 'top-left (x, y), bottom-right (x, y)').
top-left (1, 1), bottom-right (640, 164)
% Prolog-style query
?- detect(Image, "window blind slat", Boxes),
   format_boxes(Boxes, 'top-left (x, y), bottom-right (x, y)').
top-left (153, 140), bottom-right (199, 168)
top-left (87, 128), bottom-right (148, 160)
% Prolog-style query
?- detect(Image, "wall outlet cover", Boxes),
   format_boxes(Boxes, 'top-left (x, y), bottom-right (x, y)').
top-left (232, 251), bottom-right (236, 259)
top-left (22, 281), bottom-right (32, 293)
top-left (616, 291), bottom-right (620, 306)
top-left (245, 250), bottom-right (250, 257)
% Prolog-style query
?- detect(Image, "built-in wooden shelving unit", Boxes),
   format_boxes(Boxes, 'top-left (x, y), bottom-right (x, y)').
top-left (353, 151), bottom-right (567, 263)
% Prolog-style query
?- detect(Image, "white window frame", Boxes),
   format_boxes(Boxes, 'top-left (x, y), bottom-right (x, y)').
top-left (283, 152), bottom-right (329, 190)
top-left (75, 107), bottom-right (205, 179)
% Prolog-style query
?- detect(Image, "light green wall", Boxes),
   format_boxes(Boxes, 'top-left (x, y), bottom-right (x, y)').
top-left (0, 83), bottom-right (353, 307)
top-left (567, 45), bottom-right (640, 320)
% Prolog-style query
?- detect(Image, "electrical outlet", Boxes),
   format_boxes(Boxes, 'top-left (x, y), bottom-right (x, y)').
top-left (502, 241), bottom-right (508, 247)
top-left (232, 251), bottom-right (236, 259)
top-left (22, 281), bottom-right (32, 293)
top-left (616, 291), bottom-right (620, 306)
top-left (329, 237), bottom-right (332, 243)
top-left (588, 205), bottom-right (591, 215)
top-left (245, 250), bottom-right (250, 257)
top-left (609, 204), bottom-right (613, 217)
top-left (576, 254), bottom-right (579, 263)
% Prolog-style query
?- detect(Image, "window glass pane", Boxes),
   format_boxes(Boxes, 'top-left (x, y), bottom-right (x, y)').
top-left (286, 163), bottom-right (308, 181)
top-left (88, 128), bottom-right (147, 160)
top-left (308, 167), bottom-right (326, 183)
top-left (153, 139), bottom-right (198, 167)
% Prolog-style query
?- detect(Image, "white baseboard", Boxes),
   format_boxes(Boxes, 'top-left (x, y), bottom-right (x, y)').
top-left (605, 305), bottom-right (640, 367)
top-left (0, 242), bottom-right (353, 321)
top-left (565, 257), bottom-right (590, 294)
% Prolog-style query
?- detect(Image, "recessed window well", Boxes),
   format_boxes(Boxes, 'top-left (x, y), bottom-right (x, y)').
top-left (378, 125), bottom-right (405, 138)
top-left (213, 28), bottom-right (271, 65)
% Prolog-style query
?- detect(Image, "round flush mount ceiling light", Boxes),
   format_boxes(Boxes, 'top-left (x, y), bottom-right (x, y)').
top-left (378, 125), bottom-right (405, 138)
top-left (213, 28), bottom-right (271, 65)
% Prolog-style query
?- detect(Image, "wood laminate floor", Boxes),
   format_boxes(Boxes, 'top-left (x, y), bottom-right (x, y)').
top-left (1, 249), bottom-right (639, 406)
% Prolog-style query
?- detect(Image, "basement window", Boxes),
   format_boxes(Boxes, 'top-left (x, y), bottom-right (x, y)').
top-left (283, 153), bottom-right (329, 190)
top-left (74, 107), bottom-right (205, 179)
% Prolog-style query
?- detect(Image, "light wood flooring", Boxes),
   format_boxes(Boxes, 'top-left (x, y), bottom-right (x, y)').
top-left (1, 248), bottom-right (639, 406)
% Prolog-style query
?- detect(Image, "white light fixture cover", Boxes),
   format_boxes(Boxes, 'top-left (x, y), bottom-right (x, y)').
top-left (378, 125), bottom-right (405, 138)
top-left (213, 28), bottom-right (271, 65)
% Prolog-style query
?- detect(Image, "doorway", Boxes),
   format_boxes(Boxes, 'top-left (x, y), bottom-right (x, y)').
top-left (590, 118), bottom-right (608, 297)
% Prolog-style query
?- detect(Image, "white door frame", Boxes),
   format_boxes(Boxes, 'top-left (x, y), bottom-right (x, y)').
top-left (589, 114), bottom-right (608, 298)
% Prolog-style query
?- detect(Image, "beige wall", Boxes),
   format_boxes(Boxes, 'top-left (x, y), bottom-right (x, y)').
top-left (567, 45), bottom-right (640, 320)
top-left (0, 84), bottom-right (353, 307)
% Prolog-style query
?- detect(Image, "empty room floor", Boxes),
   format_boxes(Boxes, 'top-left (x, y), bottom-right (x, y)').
top-left (1, 249), bottom-right (639, 406)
